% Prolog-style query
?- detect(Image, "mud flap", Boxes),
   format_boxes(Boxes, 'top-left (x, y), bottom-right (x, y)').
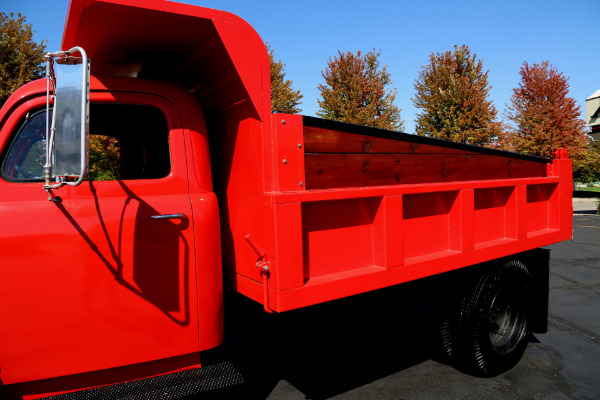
top-left (520, 248), bottom-right (550, 334)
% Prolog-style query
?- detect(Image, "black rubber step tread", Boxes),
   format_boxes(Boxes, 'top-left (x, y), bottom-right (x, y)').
top-left (41, 362), bottom-right (244, 400)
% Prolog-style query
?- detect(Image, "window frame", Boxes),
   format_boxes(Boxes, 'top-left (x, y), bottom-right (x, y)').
top-left (1, 109), bottom-right (49, 183)
top-left (0, 93), bottom-right (181, 185)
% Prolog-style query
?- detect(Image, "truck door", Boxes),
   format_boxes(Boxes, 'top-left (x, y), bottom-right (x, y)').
top-left (0, 92), bottom-right (200, 385)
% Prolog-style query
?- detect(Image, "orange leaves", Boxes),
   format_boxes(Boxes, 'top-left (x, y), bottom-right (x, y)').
top-left (0, 12), bottom-right (46, 108)
top-left (317, 50), bottom-right (404, 131)
top-left (412, 45), bottom-right (501, 146)
top-left (268, 44), bottom-right (303, 114)
top-left (88, 134), bottom-right (121, 181)
top-left (503, 61), bottom-right (599, 180)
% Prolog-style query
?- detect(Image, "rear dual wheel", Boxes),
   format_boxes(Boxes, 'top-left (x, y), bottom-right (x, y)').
top-left (441, 260), bottom-right (532, 377)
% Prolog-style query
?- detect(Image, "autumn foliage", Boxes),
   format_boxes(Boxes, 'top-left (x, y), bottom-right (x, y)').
top-left (88, 135), bottom-right (121, 181)
top-left (0, 12), bottom-right (46, 108)
top-left (501, 61), bottom-right (599, 180)
top-left (412, 45), bottom-right (502, 146)
top-left (317, 50), bottom-right (404, 131)
top-left (268, 44), bottom-right (303, 114)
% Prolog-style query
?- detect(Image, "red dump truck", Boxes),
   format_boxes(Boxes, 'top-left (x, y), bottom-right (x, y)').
top-left (0, 0), bottom-right (572, 398)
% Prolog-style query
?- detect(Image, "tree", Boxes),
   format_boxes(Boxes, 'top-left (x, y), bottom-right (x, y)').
top-left (0, 12), bottom-right (47, 108)
top-left (501, 61), bottom-right (600, 181)
top-left (317, 49), bottom-right (404, 131)
top-left (412, 45), bottom-right (502, 146)
top-left (88, 135), bottom-right (121, 181)
top-left (268, 44), bottom-right (303, 114)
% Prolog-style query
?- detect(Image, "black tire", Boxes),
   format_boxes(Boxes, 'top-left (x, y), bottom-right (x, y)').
top-left (430, 315), bottom-right (455, 365)
top-left (451, 259), bottom-right (532, 377)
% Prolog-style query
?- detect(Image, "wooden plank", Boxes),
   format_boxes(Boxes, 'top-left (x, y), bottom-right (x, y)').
top-left (304, 154), bottom-right (548, 190)
top-left (303, 125), bottom-right (479, 155)
top-left (303, 117), bottom-right (552, 164)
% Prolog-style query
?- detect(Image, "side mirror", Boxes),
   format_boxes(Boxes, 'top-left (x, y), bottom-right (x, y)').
top-left (44, 47), bottom-right (90, 199)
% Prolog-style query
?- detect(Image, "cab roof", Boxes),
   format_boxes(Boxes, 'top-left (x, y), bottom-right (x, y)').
top-left (61, 0), bottom-right (270, 120)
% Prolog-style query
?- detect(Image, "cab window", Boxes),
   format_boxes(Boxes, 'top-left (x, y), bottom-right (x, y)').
top-left (1, 104), bottom-right (170, 182)
top-left (1, 110), bottom-right (47, 181)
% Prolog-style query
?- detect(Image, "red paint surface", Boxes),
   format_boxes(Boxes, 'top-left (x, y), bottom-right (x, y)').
top-left (0, 78), bottom-right (223, 397)
top-left (0, 0), bottom-right (573, 397)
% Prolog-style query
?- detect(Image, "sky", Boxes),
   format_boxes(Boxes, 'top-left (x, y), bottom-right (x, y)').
top-left (3, 0), bottom-right (598, 134)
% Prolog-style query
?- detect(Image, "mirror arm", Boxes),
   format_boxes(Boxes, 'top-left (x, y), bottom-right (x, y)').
top-left (66, 46), bottom-right (90, 188)
top-left (43, 47), bottom-right (89, 197)
top-left (44, 67), bottom-right (63, 193)
top-left (44, 53), bottom-right (55, 190)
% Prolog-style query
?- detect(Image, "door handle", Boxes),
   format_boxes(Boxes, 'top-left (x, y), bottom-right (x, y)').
top-left (150, 213), bottom-right (188, 220)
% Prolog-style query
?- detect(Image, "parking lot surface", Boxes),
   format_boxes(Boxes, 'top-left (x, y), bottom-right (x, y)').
top-left (200, 205), bottom-right (600, 400)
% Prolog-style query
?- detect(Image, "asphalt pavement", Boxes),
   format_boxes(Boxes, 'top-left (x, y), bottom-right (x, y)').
top-left (199, 198), bottom-right (600, 400)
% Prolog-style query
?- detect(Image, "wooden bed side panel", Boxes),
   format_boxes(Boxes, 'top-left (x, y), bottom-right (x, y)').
top-left (304, 153), bottom-right (548, 190)
top-left (303, 125), bottom-right (478, 155)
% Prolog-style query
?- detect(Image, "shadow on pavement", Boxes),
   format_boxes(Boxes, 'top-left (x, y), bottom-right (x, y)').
top-left (572, 191), bottom-right (600, 199)
top-left (574, 210), bottom-right (598, 215)
top-left (197, 282), bottom-right (444, 400)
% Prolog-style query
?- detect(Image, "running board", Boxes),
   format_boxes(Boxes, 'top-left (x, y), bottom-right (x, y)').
top-left (41, 362), bottom-right (244, 400)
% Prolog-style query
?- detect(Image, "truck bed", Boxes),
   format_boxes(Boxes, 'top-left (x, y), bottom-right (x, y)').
top-left (223, 114), bottom-right (572, 312)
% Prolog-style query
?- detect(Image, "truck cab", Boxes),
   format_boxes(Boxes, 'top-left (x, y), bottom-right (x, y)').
top-left (0, 75), bottom-right (225, 387)
top-left (0, 0), bottom-right (273, 392)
